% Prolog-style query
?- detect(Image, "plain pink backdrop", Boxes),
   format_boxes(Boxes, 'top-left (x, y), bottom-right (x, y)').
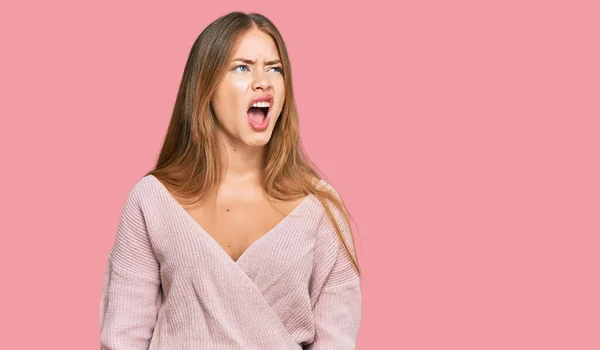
top-left (1, 0), bottom-right (599, 349)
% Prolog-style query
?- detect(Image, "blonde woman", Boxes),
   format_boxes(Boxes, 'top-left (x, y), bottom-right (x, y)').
top-left (100, 11), bottom-right (361, 350)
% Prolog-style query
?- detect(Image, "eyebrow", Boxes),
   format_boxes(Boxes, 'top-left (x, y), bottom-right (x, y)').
top-left (232, 57), bottom-right (281, 65)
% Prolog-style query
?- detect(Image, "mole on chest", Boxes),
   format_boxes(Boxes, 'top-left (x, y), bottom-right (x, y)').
top-left (184, 196), bottom-right (305, 262)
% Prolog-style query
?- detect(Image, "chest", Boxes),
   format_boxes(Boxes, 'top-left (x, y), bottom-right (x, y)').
top-left (181, 188), bottom-right (307, 262)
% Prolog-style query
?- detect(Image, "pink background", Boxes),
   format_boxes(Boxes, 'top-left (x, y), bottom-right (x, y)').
top-left (1, 0), bottom-right (599, 349)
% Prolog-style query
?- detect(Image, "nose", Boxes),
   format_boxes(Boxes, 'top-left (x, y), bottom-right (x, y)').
top-left (251, 70), bottom-right (272, 91)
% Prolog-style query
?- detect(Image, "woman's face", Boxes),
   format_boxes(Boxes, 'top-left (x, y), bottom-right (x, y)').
top-left (212, 28), bottom-right (285, 148)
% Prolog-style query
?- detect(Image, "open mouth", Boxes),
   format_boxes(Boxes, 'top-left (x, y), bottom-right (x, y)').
top-left (247, 106), bottom-right (270, 122)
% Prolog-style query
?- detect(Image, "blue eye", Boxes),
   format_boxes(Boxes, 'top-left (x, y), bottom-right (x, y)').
top-left (270, 66), bottom-right (284, 74)
top-left (234, 65), bottom-right (249, 72)
top-left (233, 65), bottom-right (283, 74)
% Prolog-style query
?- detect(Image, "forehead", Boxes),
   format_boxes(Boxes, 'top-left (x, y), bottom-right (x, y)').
top-left (233, 29), bottom-right (279, 59)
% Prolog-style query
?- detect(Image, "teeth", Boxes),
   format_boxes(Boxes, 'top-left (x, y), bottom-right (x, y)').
top-left (251, 101), bottom-right (271, 108)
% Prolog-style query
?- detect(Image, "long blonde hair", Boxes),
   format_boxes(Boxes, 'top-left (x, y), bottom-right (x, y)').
top-left (145, 11), bottom-right (360, 275)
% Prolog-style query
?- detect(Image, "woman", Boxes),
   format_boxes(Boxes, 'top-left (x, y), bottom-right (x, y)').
top-left (100, 11), bottom-right (361, 350)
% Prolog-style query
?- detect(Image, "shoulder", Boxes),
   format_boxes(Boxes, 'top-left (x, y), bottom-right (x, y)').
top-left (120, 174), bottom-right (161, 207)
top-left (130, 174), bottom-right (157, 195)
top-left (311, 177), bottom-right (342, 200)
top-left (310, 178), bottom-right (349, 229)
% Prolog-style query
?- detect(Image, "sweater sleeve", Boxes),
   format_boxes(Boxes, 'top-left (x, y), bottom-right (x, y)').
top-left (100, 182), bottom-right (162, 349)
top-left (306, 185), bottom-right (362, 350)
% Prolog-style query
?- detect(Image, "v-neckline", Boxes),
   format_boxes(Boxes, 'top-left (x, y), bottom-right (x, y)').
top-left (147, 174), bottom-right (314, 264)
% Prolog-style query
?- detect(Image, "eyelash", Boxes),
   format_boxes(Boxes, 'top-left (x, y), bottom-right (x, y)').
top-left (233, 65), bottom-right (283, 74)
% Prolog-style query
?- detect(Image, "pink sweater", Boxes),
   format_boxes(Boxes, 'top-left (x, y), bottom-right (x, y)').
top-left (100, 175), bottom-right (361, 349)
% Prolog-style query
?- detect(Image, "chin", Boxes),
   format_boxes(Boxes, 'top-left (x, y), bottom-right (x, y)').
top-left (244, 132), bottom-right (273, 147)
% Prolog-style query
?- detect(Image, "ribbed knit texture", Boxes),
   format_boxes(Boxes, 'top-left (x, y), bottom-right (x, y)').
top-left (100, 175), bottom-right (361, 350)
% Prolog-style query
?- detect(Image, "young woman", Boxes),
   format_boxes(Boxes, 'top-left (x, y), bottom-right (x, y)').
top-left (100, 11), bottom-right (361, 350)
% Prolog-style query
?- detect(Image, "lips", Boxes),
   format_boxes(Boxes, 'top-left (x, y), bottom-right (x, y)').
top-left (248, 95), bottom-right (273, 120)
top-left (247, 94), bottom-right (274, 110)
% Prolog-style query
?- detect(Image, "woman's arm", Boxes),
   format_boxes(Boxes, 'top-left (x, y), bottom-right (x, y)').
top-left (100, 182), bottom-right (162, 349)
top-left (306, 186), bottom-right (362, 349)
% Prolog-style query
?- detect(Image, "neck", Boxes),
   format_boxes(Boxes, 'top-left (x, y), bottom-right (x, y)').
top-left (216, 134), bottom-right (265, 187)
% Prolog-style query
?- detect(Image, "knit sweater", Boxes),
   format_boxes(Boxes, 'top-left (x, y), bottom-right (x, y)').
top-left (99, 174), bottom-right (361, 349)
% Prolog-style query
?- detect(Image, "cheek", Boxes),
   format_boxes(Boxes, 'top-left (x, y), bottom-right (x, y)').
top-left (275, 81), bottom-right (285, 108)
top-left (212, 96), bottom-right (226, 122)
top-left (217, 80), bottom-right (251, 120)
top-left (275, 92), bottom-right (285, 115)
top-left (232, 79), bottom-right (249, 90)
top-left (213, 89), bottom-right (237, 122)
